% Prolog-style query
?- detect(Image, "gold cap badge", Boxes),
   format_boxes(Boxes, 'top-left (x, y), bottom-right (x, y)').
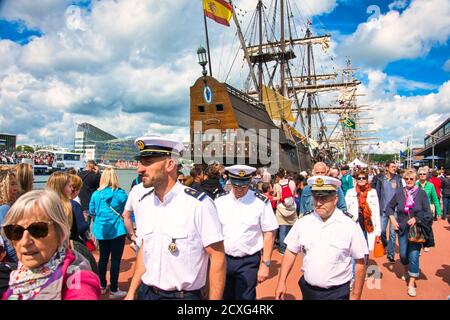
top-left (238, 170), bottom-right (246, 177)
top-left (316, 177), bottom-right (324, 187)
top-left (136, 140), bottom-right (145, 150)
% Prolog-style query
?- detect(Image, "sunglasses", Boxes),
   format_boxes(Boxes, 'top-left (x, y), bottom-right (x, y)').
top-left (419, 173), bottom-right (427, 176)
top-left (404, 177), bottom-right (415, 181)
top-left (357, 177), bottom-right (367, 181)
top-left (2, 221), bottom-right (53, 241)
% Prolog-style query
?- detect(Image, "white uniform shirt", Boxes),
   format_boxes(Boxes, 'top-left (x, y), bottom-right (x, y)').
top-left (137, 182), bottom-right (223, 291)
top-left (124, 182), bottom-right (153, 245)
top-left (214, 190), bottom-right (278, 257)
top-left (284, 208), bottom-right (369, 289)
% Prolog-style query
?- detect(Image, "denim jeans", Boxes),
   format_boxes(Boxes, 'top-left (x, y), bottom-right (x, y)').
top-left (380, 212), bottom-right (396, 258)
top-left (442, 196), bottom-right (450, 220)
top-left (98, 235), bottom-right (126, 292)
top-left (278, 225), bottom-right (292, 254)
top-left (397, 230), bottom-right (421, 277)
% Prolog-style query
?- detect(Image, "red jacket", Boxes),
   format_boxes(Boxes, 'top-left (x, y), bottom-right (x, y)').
top-left (429, 177), bottom-right (442, 199)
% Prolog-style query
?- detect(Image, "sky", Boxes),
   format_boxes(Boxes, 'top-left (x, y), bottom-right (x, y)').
top-left (0, 0), bottom-right (449, 154)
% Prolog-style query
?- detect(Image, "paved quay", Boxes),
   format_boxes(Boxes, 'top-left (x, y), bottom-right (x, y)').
top-left (97, 218), bottom-right (450, 300)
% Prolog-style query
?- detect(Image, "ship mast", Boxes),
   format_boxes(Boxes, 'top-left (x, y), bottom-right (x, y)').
top-left (306, 27), bottom-right (313, 139)
top-left (258, 0), bottom-right (263, 102)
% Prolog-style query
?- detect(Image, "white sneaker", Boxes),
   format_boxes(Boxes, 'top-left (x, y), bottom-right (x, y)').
top-left (401, 274), bottom-right (408, 281)
top-left (101, 287), bottom-right (107, 295)
top-left (424, 247), bottom-right (430, 252)
top-left (109, 289), bottom-right (127, 299)
top-left (407, 287), bottom-right (416, 297)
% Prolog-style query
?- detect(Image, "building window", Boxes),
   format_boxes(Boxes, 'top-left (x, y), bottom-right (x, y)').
top-left (198, 105), bottom-right (205, 113)
top-left (216, 104), bottom-right (224, 112)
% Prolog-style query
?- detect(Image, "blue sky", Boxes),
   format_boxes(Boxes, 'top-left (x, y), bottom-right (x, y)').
top-left (0, 0), bottom-right (449, 154)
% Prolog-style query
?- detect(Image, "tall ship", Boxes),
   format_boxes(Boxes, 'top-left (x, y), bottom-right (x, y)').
top-left (189, 0), bottom-right (376, 171)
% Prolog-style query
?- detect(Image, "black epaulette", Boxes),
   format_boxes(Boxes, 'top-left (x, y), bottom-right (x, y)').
top-left (298, 210), bottom-right (313, 219)
top-left (139, 188), bottom-right (154, 202)
top-left (184, 187), bottom-right (207, 201)
top-left (343, 210), bottom-right (358, 223)
top-left (216, 191), bottom-right (230, 198)
top-left (254, 191), bottom-right (269, 203)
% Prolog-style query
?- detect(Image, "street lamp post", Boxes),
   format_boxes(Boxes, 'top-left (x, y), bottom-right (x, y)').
top-left (426, 133), bottom-right (439, 169)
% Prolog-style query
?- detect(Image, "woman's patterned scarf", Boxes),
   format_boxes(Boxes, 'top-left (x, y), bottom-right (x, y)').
top-left (7, 246), bottom-right (66, 300)
top-left (404, 186), bottom-right (419, 214)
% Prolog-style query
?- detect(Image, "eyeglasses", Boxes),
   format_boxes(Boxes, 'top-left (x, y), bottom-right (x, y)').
top-left (2, 221), bottom-right (53, 241)
top-left (357, 177), bottom-right (367, 181)
top-left (178, 179), bottom-right (186, 182)
top-left (404, 177), bottom-right (415, 181)
top-left (419, 173), bottom-right (427, 176)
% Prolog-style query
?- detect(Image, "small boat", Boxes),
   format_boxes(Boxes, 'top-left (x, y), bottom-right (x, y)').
top-left (33, 149), bottom-right (86, 174)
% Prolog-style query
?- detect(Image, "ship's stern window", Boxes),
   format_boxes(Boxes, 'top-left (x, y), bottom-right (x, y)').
top-left (216, 104), bottom-right (224, 112)
top-left (198, 105), bottom-right (205, 113)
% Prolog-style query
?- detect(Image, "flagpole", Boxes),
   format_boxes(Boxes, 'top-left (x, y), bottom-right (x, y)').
top-left (203, 10), bottom-right (213, 77)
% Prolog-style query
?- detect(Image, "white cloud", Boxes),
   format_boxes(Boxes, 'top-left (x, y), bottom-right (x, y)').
top-left (357, 70), bottom-right (450, 153)
top-left (338, 0), bottom-right (450, 68)
top-left (389, 0), bottom-right (410, 11)
top-left (295, 0), bottom-right (338, 17)
top-left (443, 59), bottom-right (450, 72)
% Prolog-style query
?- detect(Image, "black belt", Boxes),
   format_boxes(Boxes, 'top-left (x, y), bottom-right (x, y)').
top-left (149, 285), bottom-right (201, 299)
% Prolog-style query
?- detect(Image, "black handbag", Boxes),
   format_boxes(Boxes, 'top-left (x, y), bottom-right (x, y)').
top-left (407, 212), bottom-right (426, 243)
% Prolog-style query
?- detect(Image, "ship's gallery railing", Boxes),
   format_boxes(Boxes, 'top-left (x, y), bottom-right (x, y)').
top-left (224, 83), bottom-right (266, 111)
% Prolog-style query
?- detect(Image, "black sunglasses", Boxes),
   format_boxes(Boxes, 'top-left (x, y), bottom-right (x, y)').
top-left (3, 221), bottom-right (53, 241)
top-left (357, 177), bottom-right (367, 180)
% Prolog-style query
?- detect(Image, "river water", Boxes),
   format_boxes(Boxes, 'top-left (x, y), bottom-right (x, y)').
top-left (33, 169), bottom-right (138, 194)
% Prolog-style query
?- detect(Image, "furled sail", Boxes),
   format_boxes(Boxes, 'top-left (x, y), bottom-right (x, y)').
top-left (262, 84), bottom-right (295, 122)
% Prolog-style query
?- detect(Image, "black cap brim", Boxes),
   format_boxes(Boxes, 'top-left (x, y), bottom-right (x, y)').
top-left (312, 190), bottom-right (337, 197)
top-left (230, 178), bottom-right (251, 186)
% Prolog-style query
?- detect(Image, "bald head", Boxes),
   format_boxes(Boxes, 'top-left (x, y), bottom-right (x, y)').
top-left (329, 168), bottom-right (339, 178)
top-left (313, 162), bottom-right (328, 176)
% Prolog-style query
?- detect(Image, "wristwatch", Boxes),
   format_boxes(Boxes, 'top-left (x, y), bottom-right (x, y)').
top-left (262, 260), bottom-right (270, 267)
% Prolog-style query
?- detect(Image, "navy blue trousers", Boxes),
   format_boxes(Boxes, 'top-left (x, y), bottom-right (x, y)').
top-left (224, 252), bottom-right (260, 300)
top-left (137, 284), bottom-right (203, 300)
top-left (299, 276), bottom-right (350, 300)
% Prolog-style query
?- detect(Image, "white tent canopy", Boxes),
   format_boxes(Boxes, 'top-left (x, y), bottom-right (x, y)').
top-left (348, 158), bottom-right (368, 168)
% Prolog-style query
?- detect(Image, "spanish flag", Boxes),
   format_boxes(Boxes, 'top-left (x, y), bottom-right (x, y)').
top-left (203, 0), bottom-right (233, 27)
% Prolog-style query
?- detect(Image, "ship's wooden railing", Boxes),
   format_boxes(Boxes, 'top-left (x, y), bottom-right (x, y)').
top-left (187, 141), bottom-right (272, 159)
top-left (224, 83), bottom-right (265, 110)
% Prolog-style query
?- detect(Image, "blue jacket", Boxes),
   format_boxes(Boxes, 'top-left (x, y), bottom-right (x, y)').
top-left (375, 174), bottom-right (404, 213)
top-left (299, 185), bottom-right (347, 214)
top-left (341, 174), bottom-right (353, 196)
top-left (89, 187), bottom-right (128, 240)
top-left (71, 200), bottom-right (90, 243)
top-left (0, 205), bottom-right (18, 263)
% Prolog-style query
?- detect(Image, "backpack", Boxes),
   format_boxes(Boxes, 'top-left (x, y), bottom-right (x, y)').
top-left (280, 180), bottom-right (295, 208)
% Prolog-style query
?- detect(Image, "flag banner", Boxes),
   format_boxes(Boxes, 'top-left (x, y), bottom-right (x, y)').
top-left (203, 0), bottom-right (233, 26)
top-left (341, 116), bottom-right (356, 129)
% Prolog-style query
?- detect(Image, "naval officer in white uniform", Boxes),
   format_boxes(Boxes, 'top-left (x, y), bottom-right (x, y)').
top-left (215, 165), bottom-right (278, 300)
top-left (275, 176), bottom-right (369, 300)
top-left (124, 137), bottom-right (226, 300)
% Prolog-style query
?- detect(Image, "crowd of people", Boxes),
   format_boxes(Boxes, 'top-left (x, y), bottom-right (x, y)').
top-left (0, 137), bottom-right (449, 300)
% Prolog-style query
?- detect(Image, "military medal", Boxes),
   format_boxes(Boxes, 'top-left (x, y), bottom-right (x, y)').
top-left (168, 239), bottom-right (178, 253)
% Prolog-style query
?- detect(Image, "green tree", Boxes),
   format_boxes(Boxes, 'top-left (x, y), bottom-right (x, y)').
top-left (16, 145), bottom-right (34, 153)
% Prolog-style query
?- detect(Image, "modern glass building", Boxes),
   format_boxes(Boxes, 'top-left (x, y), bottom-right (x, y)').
top-left (74, 123), bottom-right (117, 153)
top-left (0, 133), bottom-right (17, 153)
top-left (416, 117), bottom-right (450, 168)
top-left (93, 138), bottom-right (137, 162)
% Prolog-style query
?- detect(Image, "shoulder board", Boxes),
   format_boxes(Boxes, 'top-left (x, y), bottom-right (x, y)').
top-left (254, 191), bottom-right (269, 203)
top-left (216, 191), bottom-right (230, 198)
top-left (343, 210), bottom-right (358, 223)
top-left (184, 187), bottom-right (207, 201)
top-left (298, 210), bottom-right (313, 219)
top-left (139, 188), bottom-right (154, 202)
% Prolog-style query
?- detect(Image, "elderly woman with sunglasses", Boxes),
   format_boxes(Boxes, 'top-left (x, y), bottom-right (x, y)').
top-left (386, 169), bottom-right (433, 297)
top-left (1, 190), bottom-right (100, 300)
top-left (416, 167), bottom-right (442, 221)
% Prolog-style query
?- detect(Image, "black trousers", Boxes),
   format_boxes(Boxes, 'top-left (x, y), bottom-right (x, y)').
top-left (299, 276), bottom-right (350, 300)
top-left (97, 235), bottom-right (126, 292)
top-left (224, 252), bottom-right (260, 300)
top-left (137, 284), bottom-right (203, 300)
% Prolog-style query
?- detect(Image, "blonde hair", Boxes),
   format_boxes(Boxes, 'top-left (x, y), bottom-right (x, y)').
top-left (99, 167), bottom-right (119, 190)
top-left (2, 190), bottom-right (69, 248)
top-left (404, 169), bottom-right (417, 179)
top-left (45, 172), bottom-right (72, 228)
top-left (14, 163), bottom-right (33, 195)
top-left (0, 168), bottom-right (16, 205)
top-left (69, 174), bottom-right (83, 192)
